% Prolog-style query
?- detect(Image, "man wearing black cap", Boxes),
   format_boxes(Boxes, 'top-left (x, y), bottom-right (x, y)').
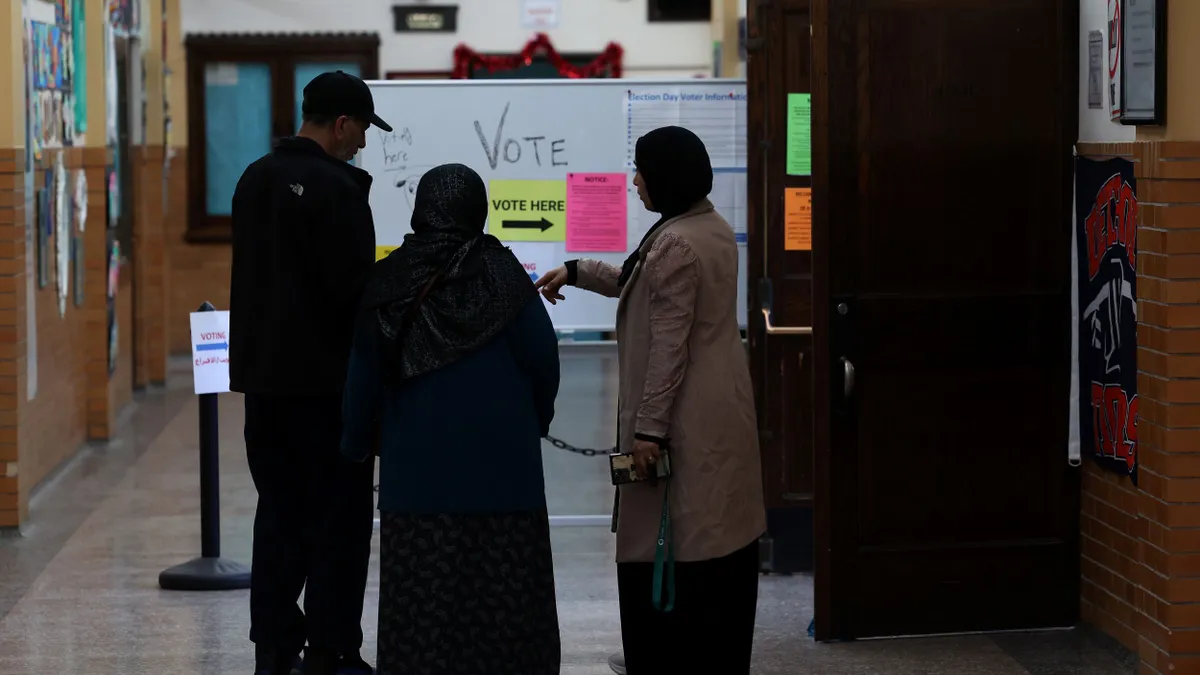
top-left (229, 70), bottom-right (391, 675)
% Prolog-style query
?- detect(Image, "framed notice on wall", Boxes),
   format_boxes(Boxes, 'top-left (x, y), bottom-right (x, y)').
top-left (1119, 0), bottom-right (1166, 125)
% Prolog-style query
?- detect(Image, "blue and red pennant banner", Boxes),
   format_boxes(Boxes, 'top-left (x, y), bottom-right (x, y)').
top-left (1073, 156), bottom-right (1138, 483)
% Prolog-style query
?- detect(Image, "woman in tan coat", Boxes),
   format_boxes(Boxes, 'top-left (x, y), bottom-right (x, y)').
top-left (537, 126), bottom-right (766, 674)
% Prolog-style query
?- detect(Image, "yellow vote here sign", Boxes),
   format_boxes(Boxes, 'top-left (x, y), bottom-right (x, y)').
top-left (376, 245), bottom-right (399, 261)
top-left (488, 179), bottom-right (567, 242)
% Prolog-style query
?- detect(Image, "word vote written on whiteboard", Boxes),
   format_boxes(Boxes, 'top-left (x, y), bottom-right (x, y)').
top-left (474, 102), bottom-right (568, 170)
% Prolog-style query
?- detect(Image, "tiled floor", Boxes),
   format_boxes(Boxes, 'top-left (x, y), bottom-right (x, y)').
top-left (0, 352), bottom-right (1136, 674)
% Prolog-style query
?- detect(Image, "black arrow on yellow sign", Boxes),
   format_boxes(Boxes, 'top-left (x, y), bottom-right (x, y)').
top-left (502, 218), bottom-right (554, 231)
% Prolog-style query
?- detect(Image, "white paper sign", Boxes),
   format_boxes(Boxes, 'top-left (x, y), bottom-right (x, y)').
top-left (1087, 30), bottom-right (1104, 110)
top-left (28, 0), bottom-right (57, 24)
top-left (205, 63), bottom-right (239, 87)
top-left (54, 154), bottom-right (68, 317)
top-left (507, 242), bottom-right (559, 319)
top-left (190, 311), bottom-right (231, 395)
top-left (521, 0), bottom-right (560, 28)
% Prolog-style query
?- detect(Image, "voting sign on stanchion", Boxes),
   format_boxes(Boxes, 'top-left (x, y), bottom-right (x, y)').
top-left (159, 301), bottom-right (250, 591)
top-left (190, 309), bottom-right (231, 395)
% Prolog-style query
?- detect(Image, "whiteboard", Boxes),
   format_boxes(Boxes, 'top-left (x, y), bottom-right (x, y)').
top-left (361, 79), bottom-right (749, 332)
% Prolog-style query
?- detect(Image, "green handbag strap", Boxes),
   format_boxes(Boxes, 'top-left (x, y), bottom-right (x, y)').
top-left (652, 480), bottom-right (676, 613)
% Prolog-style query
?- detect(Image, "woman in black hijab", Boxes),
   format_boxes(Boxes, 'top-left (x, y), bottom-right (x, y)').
top-left (341, 163), bottom-right (562, 675)
top-left (538, 127), bottom-right (765, 675)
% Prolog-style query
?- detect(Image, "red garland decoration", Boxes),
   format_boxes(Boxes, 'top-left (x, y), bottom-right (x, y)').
top-left (453, 33), bottom-right (623, 79)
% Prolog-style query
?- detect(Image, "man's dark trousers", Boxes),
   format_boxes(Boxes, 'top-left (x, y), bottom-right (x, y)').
top-left (243, 393), bottom-right (376, 663)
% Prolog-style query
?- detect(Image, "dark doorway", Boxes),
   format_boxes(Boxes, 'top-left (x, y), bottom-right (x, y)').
top-left (747, 0), bottom-right (1080, 640)
top-left (746, 0), bottom-right (816, 577)
top-left (112, 35), bottom-right (138, 386)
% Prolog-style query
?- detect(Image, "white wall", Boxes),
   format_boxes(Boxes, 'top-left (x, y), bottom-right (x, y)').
top-left (180, 0), bottom-right (713, 78)
top-left (1079, 0), bottom-right (1136, 142)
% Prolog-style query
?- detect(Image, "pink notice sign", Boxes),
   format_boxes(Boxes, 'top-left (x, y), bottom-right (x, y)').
top-left (566, 172), bottom-right (628, 252)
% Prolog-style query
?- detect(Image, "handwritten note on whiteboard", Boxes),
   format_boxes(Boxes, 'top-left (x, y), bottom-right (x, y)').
top-left (190, 310), bottom-right (231, 395)
top-left (566, 172), bottom-right (628, 252)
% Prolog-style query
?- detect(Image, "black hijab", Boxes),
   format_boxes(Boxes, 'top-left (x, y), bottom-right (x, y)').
top-left (360, 163), bottom-right (535, 381)
top-left (618, 126), bottom-right (714, 287)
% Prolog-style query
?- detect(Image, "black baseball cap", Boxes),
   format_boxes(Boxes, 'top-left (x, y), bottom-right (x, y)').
top-left (301, 70), bottom-right (393, 132)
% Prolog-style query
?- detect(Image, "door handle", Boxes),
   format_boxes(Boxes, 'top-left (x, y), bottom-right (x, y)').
top-left (762, 308), bottom-right (813, 335)
top-left (758, 278), bottom-right (813, 336)
top-left (841, 356), bottom-right (855, 400)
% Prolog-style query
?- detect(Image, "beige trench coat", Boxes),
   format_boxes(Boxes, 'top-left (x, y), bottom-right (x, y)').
top-left (576, 200), bottom-right (766, 564)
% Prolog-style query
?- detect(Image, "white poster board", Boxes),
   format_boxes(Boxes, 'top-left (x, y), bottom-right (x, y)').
top-left (190, 311), bottom-right (230, 395)
top-left (361, 78), bottom-right (749, 332)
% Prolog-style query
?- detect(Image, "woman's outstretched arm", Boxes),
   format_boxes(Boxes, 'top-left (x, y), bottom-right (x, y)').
top-left (536, 259), bottom-right (623, 302)
top-left (568, 259), bottom-right (622, 298)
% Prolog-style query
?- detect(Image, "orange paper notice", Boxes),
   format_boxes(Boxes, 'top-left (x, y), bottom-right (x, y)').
top-left (784, 188), bottom-right (812, 251)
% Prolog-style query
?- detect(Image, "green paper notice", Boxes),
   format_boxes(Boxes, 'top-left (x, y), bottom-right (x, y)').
top-left (786, 93), bottom-right (812, 176)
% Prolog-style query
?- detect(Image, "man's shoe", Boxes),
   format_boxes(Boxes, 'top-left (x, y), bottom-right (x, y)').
top-left (337, 653), bottom-right (374, 675)
top-left (254, 645), bottom-right (301, 675)
top-left (300, 648), bottom-right (340, 675)
top-left (608, 651), bottom-right (627, 675)
top-left (297, 650), bottom-right (373, 675)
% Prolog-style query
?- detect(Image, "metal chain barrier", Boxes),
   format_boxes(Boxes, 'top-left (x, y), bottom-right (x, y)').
top-left (375, 434), bottom-right (609, 492)
top-left (542, 434), bottom-right (615, 457)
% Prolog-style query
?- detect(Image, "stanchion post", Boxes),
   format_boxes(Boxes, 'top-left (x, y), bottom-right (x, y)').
top-left (199, 389), bottom-right (220, 558)
top-left (159, 301), bottom-right (252, 591)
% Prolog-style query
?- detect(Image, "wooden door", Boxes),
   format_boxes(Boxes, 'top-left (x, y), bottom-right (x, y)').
top-left (746, 0), bottom-right (817, 574)
top-left (748, 0), bottom-right (1082, 639)
top-left (816, 0), bottom-right (1081, 638)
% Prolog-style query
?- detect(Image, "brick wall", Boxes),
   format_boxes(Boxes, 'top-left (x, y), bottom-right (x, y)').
top-left (0, 149), bottom-right (24, 527)
top-left (0, 146), bottom-right (135, 528)
top-left (132, 146), bottom-right (169, 384)
top-left (164, 149), bottom-right (231, 354)
top-left (20, 148), bottom-right (92, 496)
top-left (80, 147), bottom-right (132, 442)
top-left (1078, 141), bottom-right (1200, 674)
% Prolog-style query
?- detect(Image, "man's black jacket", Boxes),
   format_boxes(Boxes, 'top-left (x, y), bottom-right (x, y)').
top-left (229, 137), bottom-right (376, 395)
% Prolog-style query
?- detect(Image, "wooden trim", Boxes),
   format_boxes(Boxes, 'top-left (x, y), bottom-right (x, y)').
top-left (808, 0), bottom-right (834, 641)
top-left (1059, 0), bottom-right (1084, 638)
top-left (648, 0), bottom-right (711, 22)
top-left (384, 70), bottom-right (452, 80)
top-left (184, 33), bottom-right (381, 244)
top-left (183, 32), bottom-right (381, 60)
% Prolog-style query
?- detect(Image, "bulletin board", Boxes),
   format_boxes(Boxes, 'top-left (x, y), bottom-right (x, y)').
top-left (27, 0), bottom-right (86, 155)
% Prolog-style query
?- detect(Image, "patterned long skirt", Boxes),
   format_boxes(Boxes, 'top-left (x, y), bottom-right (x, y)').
top-left (377, 509), bottom-right (561, 675)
